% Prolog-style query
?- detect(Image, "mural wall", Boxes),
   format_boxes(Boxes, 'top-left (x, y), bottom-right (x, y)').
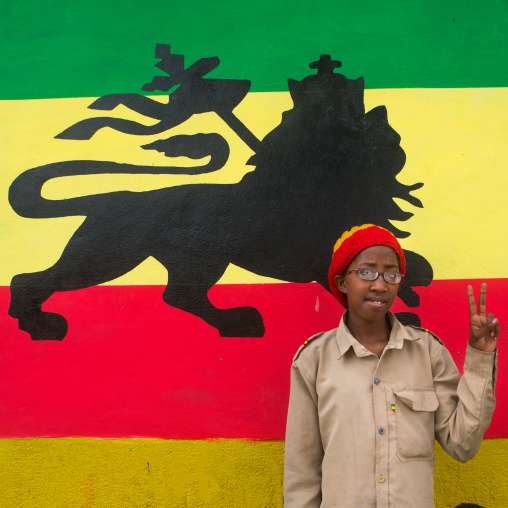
top-left (1, 1), bottom-right (507, 506)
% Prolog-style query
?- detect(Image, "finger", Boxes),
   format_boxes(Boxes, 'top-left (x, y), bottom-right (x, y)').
top-left (488, 315), bottom-right (501, 340)
top-left (487, 313), bottom-right (495, 337)
top-left (467, 286), bottom-right (477, 317)
top-left (473, 319), bottom-right (497, 340)
top-left (467, 285), bottom-right (477, 318)
top-left (478, 282), bottom-right (487, 317)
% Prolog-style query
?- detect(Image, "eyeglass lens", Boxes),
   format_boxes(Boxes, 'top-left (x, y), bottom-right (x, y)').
top-left (357, 269), bottom-right (401, 284)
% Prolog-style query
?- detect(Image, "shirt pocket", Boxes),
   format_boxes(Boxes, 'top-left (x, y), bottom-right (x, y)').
top-left (393, 388), bottom-right (439, 462)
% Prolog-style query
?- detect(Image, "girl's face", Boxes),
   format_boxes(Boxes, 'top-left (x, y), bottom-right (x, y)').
top-left (334, 245), bottom-right (400, 324)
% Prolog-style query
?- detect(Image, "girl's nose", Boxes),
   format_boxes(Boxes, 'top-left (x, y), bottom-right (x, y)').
top-left (370, 275), bottom-right (388, 291)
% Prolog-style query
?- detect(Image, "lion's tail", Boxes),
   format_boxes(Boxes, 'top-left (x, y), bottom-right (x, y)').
top-left (9, 133), bottom-right (229, 219)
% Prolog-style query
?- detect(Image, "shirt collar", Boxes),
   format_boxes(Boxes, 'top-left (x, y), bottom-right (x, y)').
top-left (334, 311), bottom-right (421, 359)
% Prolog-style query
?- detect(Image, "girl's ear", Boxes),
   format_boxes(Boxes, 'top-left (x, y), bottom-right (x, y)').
top-left (334, 274), bottom-right (347, 294)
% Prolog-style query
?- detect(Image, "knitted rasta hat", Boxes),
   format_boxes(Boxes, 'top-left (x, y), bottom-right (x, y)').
top-left (328, 224), bottom-right (406, 306)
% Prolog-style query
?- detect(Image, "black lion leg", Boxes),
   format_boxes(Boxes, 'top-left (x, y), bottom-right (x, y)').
top-left (9, 220), bottom-right (148, 340)
top-left (9, 272), bottom-right (68, 341)
top-left (158, 255), bottom-right (265, 337)
top-left (394, 312), bottom-right (422, 327)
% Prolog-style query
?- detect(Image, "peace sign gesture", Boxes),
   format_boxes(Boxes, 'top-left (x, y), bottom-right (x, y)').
top-left (468, 283), bottom-right (500, 352)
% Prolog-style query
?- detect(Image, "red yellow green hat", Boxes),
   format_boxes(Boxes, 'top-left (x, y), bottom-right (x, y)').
top-left (328, 224), bottom-right (406, 306)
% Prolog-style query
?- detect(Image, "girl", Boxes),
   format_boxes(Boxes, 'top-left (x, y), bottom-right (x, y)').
top-left (283, 224), bottom-right (499, 507)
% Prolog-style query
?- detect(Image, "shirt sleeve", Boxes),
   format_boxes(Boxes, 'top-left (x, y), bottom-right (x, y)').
top-left (283, 359), bottom-right (324, 508)
top-left (433, 343), bottom-right (497, 462)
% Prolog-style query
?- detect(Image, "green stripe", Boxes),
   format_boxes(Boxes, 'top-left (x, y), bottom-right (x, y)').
top-left (1, 0), bottom-right (508, 99)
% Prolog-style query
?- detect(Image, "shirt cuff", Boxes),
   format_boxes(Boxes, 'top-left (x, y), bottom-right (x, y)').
top-left (464, 344), bottom-right (497, 376)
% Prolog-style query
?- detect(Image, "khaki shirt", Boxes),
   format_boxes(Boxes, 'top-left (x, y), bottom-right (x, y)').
top-left (283, 312), bottom-right (497, 508)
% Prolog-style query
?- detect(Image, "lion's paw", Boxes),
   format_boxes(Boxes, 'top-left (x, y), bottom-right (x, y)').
top-left (16, 312), bottom-right (68, 341)
top-left (215, 307), bottom-right (265, 338)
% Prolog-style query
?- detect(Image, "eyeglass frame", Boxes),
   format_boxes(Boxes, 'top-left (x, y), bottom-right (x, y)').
top-left (343, 268), bottom-right (404, 285)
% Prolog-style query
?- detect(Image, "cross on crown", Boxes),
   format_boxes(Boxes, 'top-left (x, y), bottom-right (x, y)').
top-left (309, 54), bottom-right (342, 75)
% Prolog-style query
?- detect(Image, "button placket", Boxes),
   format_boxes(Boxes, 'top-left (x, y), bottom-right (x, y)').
top-left (373, 364), bottom-right (389, 505)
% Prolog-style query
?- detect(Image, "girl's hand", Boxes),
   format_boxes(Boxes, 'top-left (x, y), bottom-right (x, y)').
top-left (468, 283), bottom-right (500, 352)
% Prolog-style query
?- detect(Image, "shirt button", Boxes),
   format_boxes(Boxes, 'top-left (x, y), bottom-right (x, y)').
top-left (378, 475), bottom-right (385, 483)
top-left (379, 427), bottom-right (385, 435)
top-left (374, 378), bottom-right (380, 385)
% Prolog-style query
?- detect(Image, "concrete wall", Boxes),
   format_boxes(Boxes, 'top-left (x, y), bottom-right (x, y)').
top-left (1, 1), bottom-right (507, 506)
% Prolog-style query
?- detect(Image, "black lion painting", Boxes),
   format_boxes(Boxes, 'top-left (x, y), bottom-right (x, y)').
top-left (8, 47), bottom-right (432, 340)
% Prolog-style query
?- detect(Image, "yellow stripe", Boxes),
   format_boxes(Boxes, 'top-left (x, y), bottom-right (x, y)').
top-left (434, 439), bottom-right (508, 508)
top-left (0, 438), bottom-right (285, 507)
top-left (2, 88), bottom-right (508, 285)
top-left (0, 438), bottom-right (507, 507)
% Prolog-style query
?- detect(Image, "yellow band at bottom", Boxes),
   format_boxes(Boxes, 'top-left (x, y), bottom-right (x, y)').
top-left (0, 438), bottom-right (507, 507)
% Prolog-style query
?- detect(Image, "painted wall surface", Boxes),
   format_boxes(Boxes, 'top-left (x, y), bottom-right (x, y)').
top-left (1, 1), bottom-right (508, 507)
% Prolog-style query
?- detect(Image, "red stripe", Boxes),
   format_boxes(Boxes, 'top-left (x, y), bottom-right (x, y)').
top-left (0, 279), bottom-right (506, 439)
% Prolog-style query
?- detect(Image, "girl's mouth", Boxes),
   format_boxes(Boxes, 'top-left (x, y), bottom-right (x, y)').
top-left (366, 298), bottom-right (386, 307)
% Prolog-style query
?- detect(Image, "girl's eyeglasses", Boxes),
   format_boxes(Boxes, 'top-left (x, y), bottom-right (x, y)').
top-left (344, 268), bottom-right (404, 285)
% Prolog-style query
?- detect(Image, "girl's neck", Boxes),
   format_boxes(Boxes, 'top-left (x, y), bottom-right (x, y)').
top-left (345, 313), bottom-right (391, 356)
